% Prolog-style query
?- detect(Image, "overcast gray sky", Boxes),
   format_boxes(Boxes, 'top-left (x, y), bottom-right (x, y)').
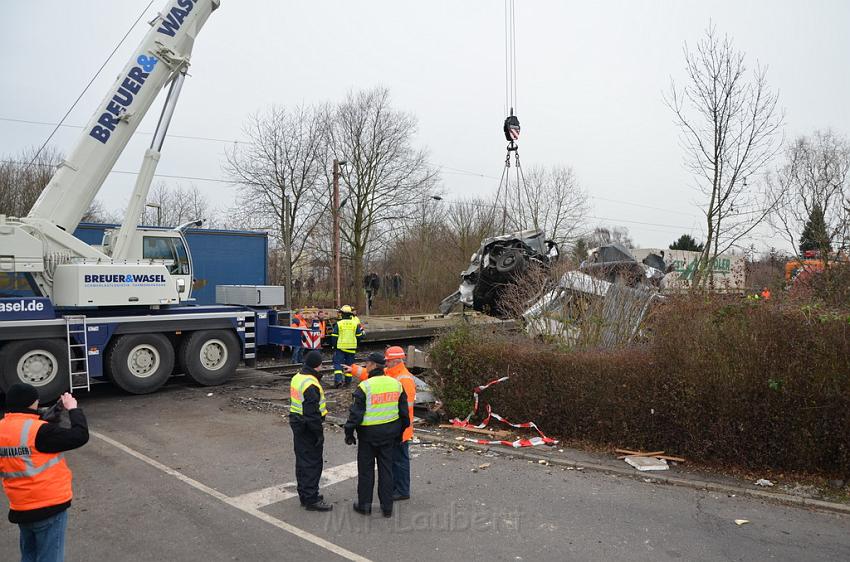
top-left (2, 0), bottom-right (849, 251)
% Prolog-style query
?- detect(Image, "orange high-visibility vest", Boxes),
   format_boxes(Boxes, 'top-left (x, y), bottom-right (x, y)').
top-left (386, 362), bottom-right (416, 442)
top-left (0, 413), bottom-right (73, 512)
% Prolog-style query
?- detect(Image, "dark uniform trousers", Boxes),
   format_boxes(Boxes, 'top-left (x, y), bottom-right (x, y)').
top-left (356, 437), bottom-right (395, 511)
top-left (291, 422), bottom-right (323, 505)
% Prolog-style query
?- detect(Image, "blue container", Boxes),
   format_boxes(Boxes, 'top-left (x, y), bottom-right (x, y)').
top-left (73, 223), bottom-right (269, 305)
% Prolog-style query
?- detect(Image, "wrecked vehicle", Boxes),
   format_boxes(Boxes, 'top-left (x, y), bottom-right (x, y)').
top-left (440, 229), bottom-right (559, 317)
top-left (523, 270), bottom-right (663, 348)
top-left (580, 243), bottom-right (671, 287)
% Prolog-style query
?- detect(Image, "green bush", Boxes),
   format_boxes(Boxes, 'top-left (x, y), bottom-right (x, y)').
top-left (430, 297), bottom-right (850, 476)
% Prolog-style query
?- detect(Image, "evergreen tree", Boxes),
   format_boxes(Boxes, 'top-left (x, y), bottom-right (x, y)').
top-left (572, 238), bottom-right (589, 261)
top-left (799, 204), bottom-right (830, 255)
top-left (669, 234), bottom-right (704, 252)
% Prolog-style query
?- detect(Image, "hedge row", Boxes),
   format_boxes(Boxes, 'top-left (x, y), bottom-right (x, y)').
top-left (430, 298), bottom-right (850, 475)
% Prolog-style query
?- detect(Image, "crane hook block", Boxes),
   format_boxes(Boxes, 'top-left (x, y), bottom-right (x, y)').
top-left (503, 114), bottom-right (520, 142)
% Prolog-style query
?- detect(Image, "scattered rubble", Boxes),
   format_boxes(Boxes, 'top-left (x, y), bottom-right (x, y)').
top-left (734, 519), bottom-right (750, 526)
top-left (754, 479), bottom-right (775, 488)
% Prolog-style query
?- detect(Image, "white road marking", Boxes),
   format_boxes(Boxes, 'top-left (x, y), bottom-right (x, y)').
top-left (91, 431), bottom-right (371, 562)
top-left (230, 461), bottom-right (359, 510)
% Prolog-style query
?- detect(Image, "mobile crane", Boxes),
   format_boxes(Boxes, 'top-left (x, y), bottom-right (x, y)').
top-left (0, 0), bottom-right (300, 401)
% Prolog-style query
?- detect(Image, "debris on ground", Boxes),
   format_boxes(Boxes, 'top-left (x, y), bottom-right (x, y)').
top-left (615, 448), bottom-right (686, 463)
top-left (624, 456), bottom-right (669, 472)
top-left (755, 479), bottom-right (775, 487)
top-left (734, 519), bottom-right (750, 526)
top-left (449, 376), bottom-right (558, 448)
top-left (439, 424), bottom-right (512, 439)
top-left (478, 463), bottom-right (491, 470)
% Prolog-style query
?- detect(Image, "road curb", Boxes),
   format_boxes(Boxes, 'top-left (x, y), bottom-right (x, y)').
top-left (415, 432), bottom-right (850, 516)
top-left (323, 415), bottom-right (850, 515)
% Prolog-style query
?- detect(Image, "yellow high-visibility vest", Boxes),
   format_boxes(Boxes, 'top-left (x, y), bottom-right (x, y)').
top-left (358, 376), bottom-right (402, 426)
top-left (290, 373), bottom-right (327, 416)
top-left (336, 316), bottom-right (361, 351)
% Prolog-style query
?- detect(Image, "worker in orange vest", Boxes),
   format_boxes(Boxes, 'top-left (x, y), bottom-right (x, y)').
top-left (761, 287), bottom-right (772, 300)
top-left (290, 311), bottom-right (308, 364)
top-left (346, 345), bottom-right (416, 500)
top-left (0, 384), bottom-right (89, 562)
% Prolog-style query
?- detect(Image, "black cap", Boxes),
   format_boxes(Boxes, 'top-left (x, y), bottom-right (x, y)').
top-left (304, 350), bottom-right (323, 369)
top-left (6, 383), bottom-right (39, 410)
top-left (367, 351), bottom-right (386, 366)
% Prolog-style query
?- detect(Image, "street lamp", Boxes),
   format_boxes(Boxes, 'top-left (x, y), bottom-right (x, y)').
top-left (332, 159), bottom-right (348, 309)
top-left (145, 202), bottom-right (162, 227)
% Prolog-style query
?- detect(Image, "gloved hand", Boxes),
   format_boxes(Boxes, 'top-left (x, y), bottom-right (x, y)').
top-left (345, 435), bottom-right (356, 446)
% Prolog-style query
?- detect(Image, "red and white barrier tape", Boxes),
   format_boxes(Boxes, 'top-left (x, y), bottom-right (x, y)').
top-left (449, 376), bottom-right (557, 448)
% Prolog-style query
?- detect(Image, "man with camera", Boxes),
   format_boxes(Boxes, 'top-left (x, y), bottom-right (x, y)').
top-left (0, 383), bottom-right (89, 562)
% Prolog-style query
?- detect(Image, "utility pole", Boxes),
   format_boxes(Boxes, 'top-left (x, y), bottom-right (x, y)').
top-left (332, 159), bottom-right (346, 309)
top-left (284, 196), bottom-right (293, 309)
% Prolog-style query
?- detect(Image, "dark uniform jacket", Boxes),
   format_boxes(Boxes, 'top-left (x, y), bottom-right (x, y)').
top-left (343, 368), bottom-right (410, 446)
top-left (288, 366), bottom-right (325, 444)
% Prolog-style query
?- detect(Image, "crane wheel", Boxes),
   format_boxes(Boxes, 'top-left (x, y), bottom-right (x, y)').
top-left (178, 330), bottom-right (240, 386)
top-left (0, 339), bottom-right (69, 403)
top-left (106, 333), bottom-right (174, 395)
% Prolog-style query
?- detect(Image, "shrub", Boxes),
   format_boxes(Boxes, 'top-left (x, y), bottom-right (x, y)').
top-left (430, 296), bottom-right (850, 475)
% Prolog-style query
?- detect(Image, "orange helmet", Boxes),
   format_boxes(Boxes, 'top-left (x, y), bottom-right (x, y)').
top-left (385, 346), bottom-right (406, 361)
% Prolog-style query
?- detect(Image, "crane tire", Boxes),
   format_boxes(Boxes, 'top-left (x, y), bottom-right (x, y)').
top-left (0, 339), bottom-right (69, 402)
top-left (179, 330), bottom-right (240, 386)
top-left (106, 333), bottom-right (174, 395)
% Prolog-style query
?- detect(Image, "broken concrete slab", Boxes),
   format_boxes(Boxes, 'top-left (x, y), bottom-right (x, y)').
top-left (624, 455), bottom-right (669, 471)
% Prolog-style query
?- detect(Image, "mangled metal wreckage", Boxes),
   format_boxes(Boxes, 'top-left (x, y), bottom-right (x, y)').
top-left (442, 231), bottom-right (668, 346)
top-left (439, 229), bottom-right (559, 317)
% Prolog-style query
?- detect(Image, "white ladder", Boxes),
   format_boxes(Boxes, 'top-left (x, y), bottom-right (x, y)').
top-left (64, 315), bottom-right (91, 393)
top-left (243, 313), bottom-right (256, 366)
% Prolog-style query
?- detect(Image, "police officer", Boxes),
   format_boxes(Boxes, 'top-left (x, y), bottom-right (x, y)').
top-left (289, 350), bottom-right (332, 511)
top-left (345, 346), bottom-right (416, 501)
top-left (344, 352), bottom-right (409, 517)
top-left (0, 383), bottom-right (89, 562)
top-left (330, 305), bottom-right (364, 388)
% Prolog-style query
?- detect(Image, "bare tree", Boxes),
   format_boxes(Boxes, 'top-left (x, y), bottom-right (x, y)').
top-left (0, 147), bottom-right (63, 217)
top-left (510, 164), bottom-right (588, 245)
top-left (1, 147), bottom-right (113, 223)
top-left (586, 226), bottom-right (635, 249)
top-left (224, 105), bottom-right (330, 278)
top-left (769, 130), bottom-right (850, 261)
top-left (140, 183), bottom-right (214, 227)
top-left (667, 24), bottom-right (783, 288)
top-left (326, 87), bottom-right (439, 310)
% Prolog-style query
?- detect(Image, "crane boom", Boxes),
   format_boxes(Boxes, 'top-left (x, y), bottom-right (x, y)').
top-left (28, 0), bottom-right (220, 233)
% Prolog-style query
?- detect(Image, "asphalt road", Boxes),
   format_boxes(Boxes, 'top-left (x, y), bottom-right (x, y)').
top-left (1, 377), bottom-right (848, 562)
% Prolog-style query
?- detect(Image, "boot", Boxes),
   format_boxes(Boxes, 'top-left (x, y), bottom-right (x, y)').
top-left (300, 494), bottom-right (324, 507)
top-left (352, 503), bottom-right (371, 515)
top-left (304, 500), bottom-right (333, 512)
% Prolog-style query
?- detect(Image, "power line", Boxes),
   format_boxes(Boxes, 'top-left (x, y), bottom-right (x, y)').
top-left (0, 159), bottom-right (233, 185)
top-left (0, 117), bottom-right (248, 145)
top-left (3, 116), bottom-right (702, 220)
top-left (23, 1), bottom-right (155, 174)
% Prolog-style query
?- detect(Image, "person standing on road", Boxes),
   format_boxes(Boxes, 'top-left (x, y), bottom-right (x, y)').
top-left (330, 305), bottom-right (364, 388)
top-left (289, 351), bottom-right (333, 512)
top-left (290, 310), bottom-right (308, 364)
top-left (383, 346), bottom-right (416, 501)
top-left (345, 346), bottom-right (416, 501)
top-left (344, 352), bottom-right (409, 518)
top-left (0, 383), bottom-right (89, 562)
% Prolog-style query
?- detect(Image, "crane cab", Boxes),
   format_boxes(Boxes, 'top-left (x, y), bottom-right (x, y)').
top-left (101, 227), bottom-right (194, 301)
